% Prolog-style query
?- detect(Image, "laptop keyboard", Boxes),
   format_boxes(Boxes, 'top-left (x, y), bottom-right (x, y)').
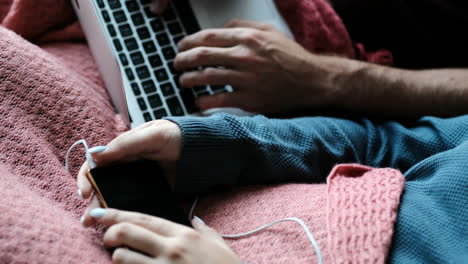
top-left (95, 0), bottom-right (230, 122)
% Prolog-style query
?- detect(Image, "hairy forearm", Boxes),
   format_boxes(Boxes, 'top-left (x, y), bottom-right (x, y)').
top-left (307, 55), bottom-right (468, 118)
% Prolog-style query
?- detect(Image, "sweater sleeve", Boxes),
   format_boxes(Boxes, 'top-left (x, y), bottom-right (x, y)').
top-left (166, 113), bottom-right (468, 194)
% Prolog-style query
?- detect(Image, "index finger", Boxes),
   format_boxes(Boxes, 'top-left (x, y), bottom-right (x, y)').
top-left (89, 208), bottom-right (191, 237)
top-left (178, 28), bottom-right (247, 52)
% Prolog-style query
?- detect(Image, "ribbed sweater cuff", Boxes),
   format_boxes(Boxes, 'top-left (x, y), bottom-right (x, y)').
top-left (165, 116), bottom-right (242, 195)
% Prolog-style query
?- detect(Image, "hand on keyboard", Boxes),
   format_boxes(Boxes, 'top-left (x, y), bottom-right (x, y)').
top-left (175, 20), bottom-right (333, 114)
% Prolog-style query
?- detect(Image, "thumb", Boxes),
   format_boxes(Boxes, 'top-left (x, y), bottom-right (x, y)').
top-left (192, 216), bottom-right (227, 245)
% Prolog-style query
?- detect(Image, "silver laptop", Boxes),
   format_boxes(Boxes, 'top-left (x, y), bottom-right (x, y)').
top-left (72, 0), bottom-right (292, 128)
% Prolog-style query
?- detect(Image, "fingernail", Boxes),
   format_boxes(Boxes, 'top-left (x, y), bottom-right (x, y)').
top-left (194, 216), bottom-right (205, 225)
top-left (80, 215), bottom-right (85, 223)
top-left (90, 208), bottom-right (106, 218)
top-left (77, 189), bottom-right (83, 199)
top-left (88, 146), bottom-right (106, 154)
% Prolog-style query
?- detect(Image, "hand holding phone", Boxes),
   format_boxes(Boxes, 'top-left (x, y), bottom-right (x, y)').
top-left (86, 159), bottom-right (191, 227)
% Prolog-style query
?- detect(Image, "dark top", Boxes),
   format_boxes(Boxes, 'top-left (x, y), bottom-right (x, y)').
top-left (332, 0), bottom-right (468, 69)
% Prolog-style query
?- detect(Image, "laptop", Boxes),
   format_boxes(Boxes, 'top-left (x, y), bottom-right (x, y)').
top-left (72, 0), bottom-right (293, 128)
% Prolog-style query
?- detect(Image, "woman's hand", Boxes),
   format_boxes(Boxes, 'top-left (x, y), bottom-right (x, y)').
top-left (77, 120), bottom-right (182, 204)
top-left (175, 20), bottom-right (335, 113)
top-left (83, 208), bottom-right (241, 264)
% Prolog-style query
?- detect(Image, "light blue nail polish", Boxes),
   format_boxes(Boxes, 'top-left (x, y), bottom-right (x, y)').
top-left (80, 215), bottom-right (85, 223)
top-left (90, 208), bottom-right (106, 218)
top-left (77, 189), bottom-right (83, 199)
top-left (88, 146), bottom-right (106, 154)
top-left (194, 216), bottom-right (205, 225)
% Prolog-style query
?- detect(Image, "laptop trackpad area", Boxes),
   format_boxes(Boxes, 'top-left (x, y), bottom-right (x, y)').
top-left (189, 0), bottom-right (277, 28)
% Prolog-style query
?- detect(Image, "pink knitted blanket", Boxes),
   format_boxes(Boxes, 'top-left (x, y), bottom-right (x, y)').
top-left (0, 1), bottom-right (402, 263)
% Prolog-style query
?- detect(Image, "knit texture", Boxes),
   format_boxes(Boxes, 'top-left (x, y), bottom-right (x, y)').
top-left (275, 0), bottom-right (393, 65)
top-left (327, 165), bottom-right (405, 264)
top-left (195, 164), bottom-right (405, 264)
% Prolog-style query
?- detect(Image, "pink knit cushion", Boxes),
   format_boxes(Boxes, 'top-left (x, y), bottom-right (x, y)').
top-left (195, 164), bottom-right (405, 264)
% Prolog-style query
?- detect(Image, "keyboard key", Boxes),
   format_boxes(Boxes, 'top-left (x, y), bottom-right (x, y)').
top-left (113, 10), bottom-right (127, 23)
top-left (142, 80), bottom-right (156, 93)
top-left (144, 7), bottom-right (156, 17)
top-left (109, 0), bottom-right (121, 9)
top-left (130, 51), bottom-right (144, 65)
top-left (107, 24), bottom-right (117, 37)
top-left (131, 13), bottom-right (145, 26)
top-left (153, 108), bottom-right (168, 119)
top-left (211, 85), bottom-right (226, 93)
top-left (148, 54), bottom-right (162, 68)
top-left (150, 18), bottom-right (165, 32)
top-left (166, 97), bottom-right (184, 116)
top-left (173, 74), bottom-right (181, 89)
top-left (136, 66), bottom-right (150, 79)
top-left (125, 1), bottom-right (139, 12)
top-left (180, 89), bottom-right (197, 113)
top-left (167, 22), bottom-right (182, 35)
top-left (131, 83), bottom-right (141, 96)
top-left (162, 47), bottom-right (176, 60)
top-left (162, 8), bottom-right (176, 21)
top-left (137, 97), bottom-right (147, 110)
top-left (119, 53), bottom-right (129, 66)
top-left (125, 68), bottom-right (135, 81)
top-left (167, 61), bottom-right (176, 74)
top-left (119, 24), bottom-right (133, 37)
top-left (160, 82), bottom-right (175, 97)
top-left (137, 26), bottom-right (151, 40)
top-left (156, 33), bottom-right (170, 46)
top-left (142, 41), bottom-right (157, 54)
top-left (148, 94), bottom-right (163, 108)
top-left (143, 112), bottom-right (153, 122)
top-left (125, 38), bottom-right (139, 51)
top-left (113, 39), bottom-right (123, 51)
top-left (154, 68), bottom-right (169, 82)
top-left (173, 35), bottom-right (184, 45)
top-left (96, 0), bottom-right (105, 8)
top-left (101, 10), bottom-right (111, 23)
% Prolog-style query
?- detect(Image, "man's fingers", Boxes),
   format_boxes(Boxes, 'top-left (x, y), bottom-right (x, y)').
top-left (104, 223), bottom-right (167, 257)
top-left (175, 46), bottom-right (242, 70)
top-left (179, 68), bottom-right (251, 88)
top-left (151, 0), bottom-right (168, 14)
top-left (197, 92), bottom-right (248, 110)
top-left (225, 19), bottom-right (274, 31)
top-left (177, 28), bottom-right (245, 52)
top-left (90, 208), bottom-right (190, 237)
top-left (112, 248), bottom-right (153, 264)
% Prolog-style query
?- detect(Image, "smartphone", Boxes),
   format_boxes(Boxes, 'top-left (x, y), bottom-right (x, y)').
top-left (86, 159), bottom-right (191, 227)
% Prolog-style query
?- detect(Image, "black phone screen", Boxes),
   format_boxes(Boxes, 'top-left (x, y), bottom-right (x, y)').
top-left (88, 160), bottom-right (191, 227)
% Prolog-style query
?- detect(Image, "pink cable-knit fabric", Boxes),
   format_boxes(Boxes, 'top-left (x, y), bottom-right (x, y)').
top-left (0, 1), bottom-right (403, 263)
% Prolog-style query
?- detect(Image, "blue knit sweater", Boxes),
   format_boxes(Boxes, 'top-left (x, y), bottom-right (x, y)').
top-left (168, 113), bottom-right (468, 263)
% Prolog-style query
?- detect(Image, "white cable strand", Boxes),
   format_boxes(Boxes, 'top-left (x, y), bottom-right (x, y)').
top-left (65, 139), bottom-right (89, 173)
top-left (191, 198), bottom-right (322, 264)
